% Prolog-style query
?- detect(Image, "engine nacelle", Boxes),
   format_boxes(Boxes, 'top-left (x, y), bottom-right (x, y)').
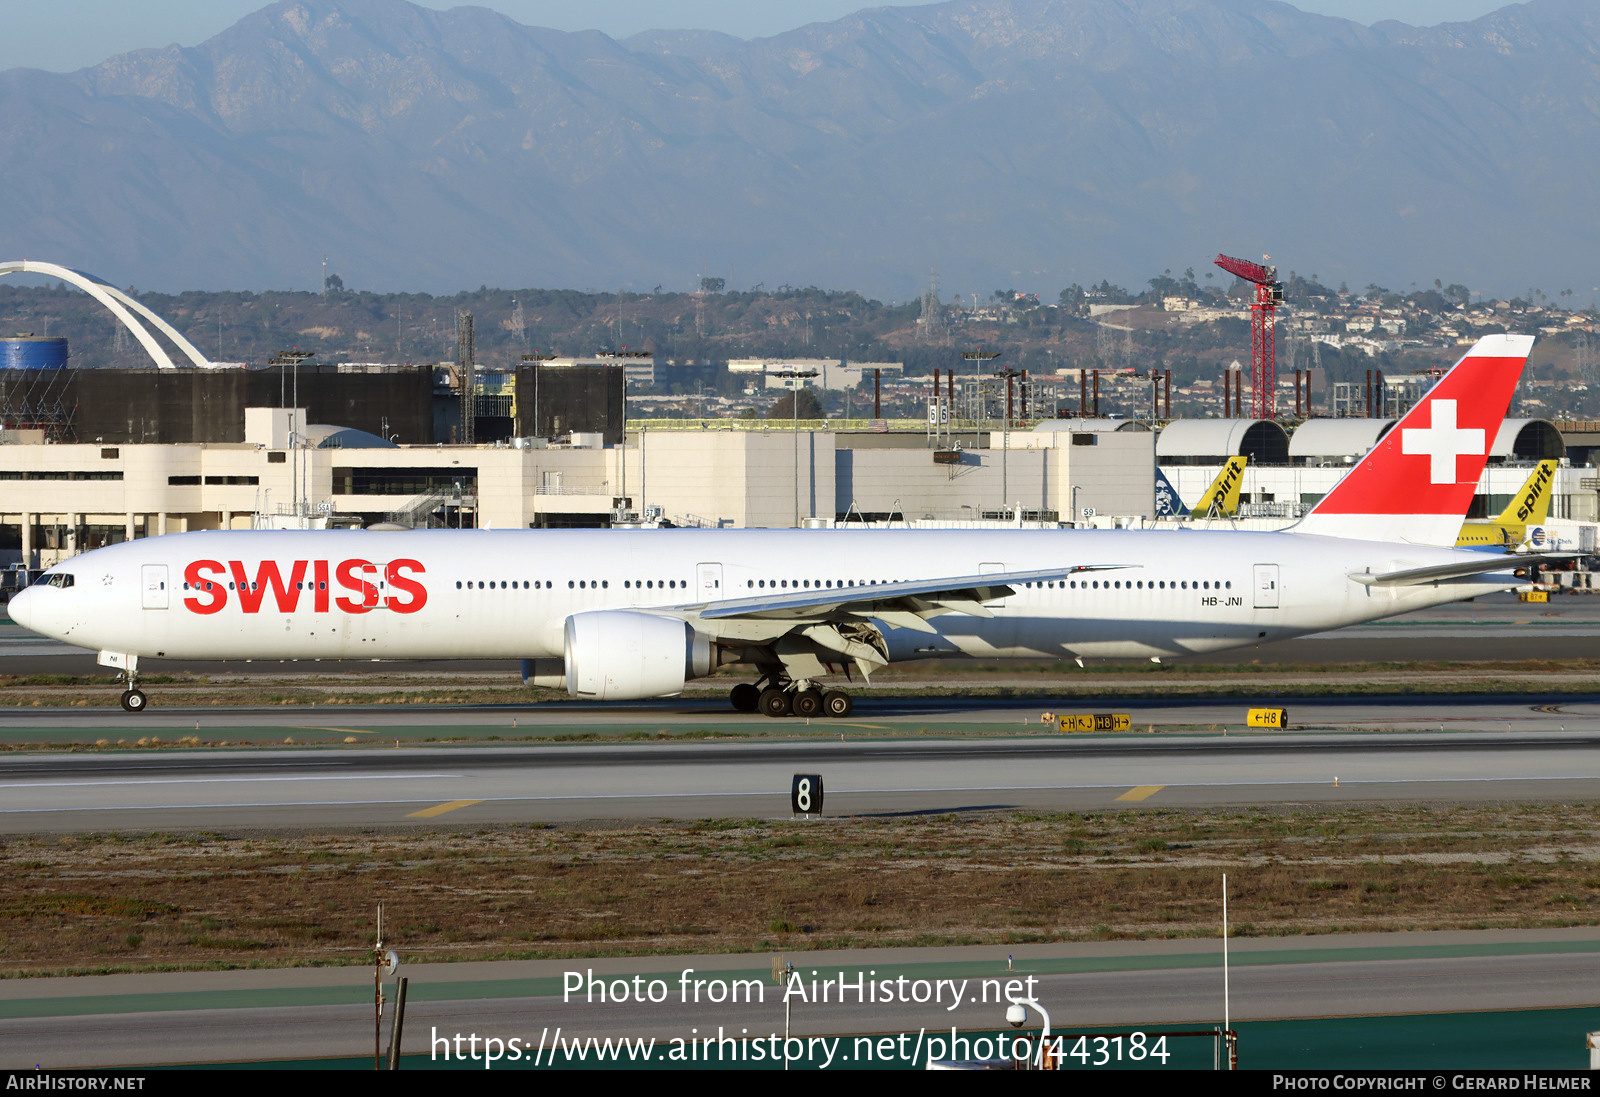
top-left (559, 610), bottom-right (712, 700)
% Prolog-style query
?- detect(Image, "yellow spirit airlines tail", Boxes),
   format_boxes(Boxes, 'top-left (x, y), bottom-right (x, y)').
top-left (1456, 459), bottom-right (1558, 548)
top-left (1190, 456), bottom-right (1248, 518)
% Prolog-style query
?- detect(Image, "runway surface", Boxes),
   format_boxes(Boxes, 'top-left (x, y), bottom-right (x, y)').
top-left (3, 708), bottom-right (1600, 831)
top-left (2, 690), bottom-right (1596, 730)
top-left (5, 930), bottom-right (1600, 1067)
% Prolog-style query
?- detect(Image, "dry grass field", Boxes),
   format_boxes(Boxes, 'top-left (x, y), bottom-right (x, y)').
top-left (4, 804), bottom-right (1600, 977)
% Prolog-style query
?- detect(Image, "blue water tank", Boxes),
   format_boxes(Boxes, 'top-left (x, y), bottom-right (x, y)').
top-left (0, 336), bottom-right (68, 370)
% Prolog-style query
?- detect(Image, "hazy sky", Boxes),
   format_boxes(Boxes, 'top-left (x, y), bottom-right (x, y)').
top-left (0, 1), bottom-right (1516, 74)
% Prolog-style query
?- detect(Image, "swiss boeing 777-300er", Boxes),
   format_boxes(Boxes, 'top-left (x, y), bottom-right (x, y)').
top-left (8, 334), bottom-right (1552, 717)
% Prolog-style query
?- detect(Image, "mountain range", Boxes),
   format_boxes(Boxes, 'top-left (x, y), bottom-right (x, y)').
top-left (0, 0), bottom-right (1596, 300)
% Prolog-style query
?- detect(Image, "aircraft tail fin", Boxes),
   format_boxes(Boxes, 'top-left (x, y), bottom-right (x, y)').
top-left (1494, 459), bottom-right (1557, 525)
top-left (1292, 334), bottom-right (1535, 544)
top-left (1190, 456), bottom-right (1248, 519)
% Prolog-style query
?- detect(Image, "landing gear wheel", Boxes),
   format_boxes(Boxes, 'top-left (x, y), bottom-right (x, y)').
top-left (793, 690), bottom-right (823, 718)
top-left (120, 689), bottom-right (147, 713)
top-left (730, 683), bottom-right (760, 712)
top-left (758, 688), bottom-right (793, 718)
top-left (822, 690), bottom-right (853, 718)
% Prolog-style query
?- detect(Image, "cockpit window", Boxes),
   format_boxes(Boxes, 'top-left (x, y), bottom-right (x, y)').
top-left (35, 573), bottom-right (74, 589)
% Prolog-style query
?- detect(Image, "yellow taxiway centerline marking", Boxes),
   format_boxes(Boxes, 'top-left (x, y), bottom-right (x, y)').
top-left (407, 800), bottom-right (483, 819)
top-left (295, 727), bottom-right (377, 735)
top-left (832, 722), bottom-right (891, 730)
top-left (1116, 785), bottom-right (1165, 802)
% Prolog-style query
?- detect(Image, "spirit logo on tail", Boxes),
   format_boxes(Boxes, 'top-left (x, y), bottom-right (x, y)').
top-left (1191, 456), bottom-right (1248, 519)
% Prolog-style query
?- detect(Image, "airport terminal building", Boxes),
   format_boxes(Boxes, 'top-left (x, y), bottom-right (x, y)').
top-left (0, 291), bottom-right (1593, 568)
top-left (0, 409), bottom-right (1155, 566)
top-left (0, 393), bottom-right (1594, 569)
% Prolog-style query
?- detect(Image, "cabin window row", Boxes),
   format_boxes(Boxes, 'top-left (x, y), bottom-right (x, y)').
top-left (744, 579), bottom-right (882, 589)
top-left (1021, 579), bottom-right (1232, 590)
top-left (451, 580), bottom-right (688, 590)
top-left (457, 581), bottom-right (552, 589)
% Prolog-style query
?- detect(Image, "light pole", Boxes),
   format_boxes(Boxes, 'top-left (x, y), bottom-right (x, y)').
top-left (996, 365), bottom-right (1024, 517)
top-left (521, 352), bottom-right (557, 440)
top-left (774, 368), bottom-right (818, 527)
top-left (965, 351), bottom-right (1009, 517)
top-left (268, 349), bottom-right (314, 519)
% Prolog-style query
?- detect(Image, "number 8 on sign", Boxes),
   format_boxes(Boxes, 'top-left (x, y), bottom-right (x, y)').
top-left (791, 774), bottom-right (824, 815)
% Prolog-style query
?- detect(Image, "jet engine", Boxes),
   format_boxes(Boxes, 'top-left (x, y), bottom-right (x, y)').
top-left (524, 611), bottom-right (712, 700)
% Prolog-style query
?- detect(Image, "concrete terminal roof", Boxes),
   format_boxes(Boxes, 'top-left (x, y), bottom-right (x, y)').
top-left (1033, 418), bottom-right (1149, 432)
top-left (305, 425), bottom-right (398, 449)
top-left (1288, 418), bottom-right (1396, 460)
top-left (1156, 419), bottom-right (1290, 462)
top-left (1491, 419), bottom-right (1564, 460)
top-left (1157, 417), bottom-right (1565, 465)
top-left (1285, 418), bottom-right (1562, 462)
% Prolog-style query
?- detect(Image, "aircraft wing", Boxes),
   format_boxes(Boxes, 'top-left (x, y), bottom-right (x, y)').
top-left (686, 565), bottom-right (1135, 623)
top-left (667, 565), bottom-right (1134, 679)
top-left (1349, 554), bottom-right (1569, 588)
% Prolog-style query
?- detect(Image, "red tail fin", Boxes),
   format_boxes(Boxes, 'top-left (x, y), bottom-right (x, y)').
top-left (1294, 334), bottom-right (1534, 544)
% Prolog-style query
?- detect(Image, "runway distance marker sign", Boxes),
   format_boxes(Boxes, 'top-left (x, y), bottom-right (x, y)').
top-left (791, 774), bottom-right (824, 815)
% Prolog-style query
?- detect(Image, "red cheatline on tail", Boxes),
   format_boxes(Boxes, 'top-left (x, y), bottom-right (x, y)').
top-left (1293, 333), bottom-right (1535, 545)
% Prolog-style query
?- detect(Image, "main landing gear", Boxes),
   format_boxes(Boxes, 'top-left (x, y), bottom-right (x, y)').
top-left (729, 679), bottom-right (853, 719)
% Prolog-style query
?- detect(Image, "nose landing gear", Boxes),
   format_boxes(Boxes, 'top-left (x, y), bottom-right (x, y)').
top-left (99, 652), bottom-right (149, 714)
top-left (118, 666), bottom-right (147, 713)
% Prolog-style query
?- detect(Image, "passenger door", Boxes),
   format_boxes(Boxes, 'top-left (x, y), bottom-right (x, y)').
top-left (695, 562), bottom-right (725, 603)
top-left (1253, 564), bottom-right (1280, 610)
top-left (141, 565), bottom-right (169, 610)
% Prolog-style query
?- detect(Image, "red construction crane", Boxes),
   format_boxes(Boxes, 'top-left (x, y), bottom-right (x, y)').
top-left (1214, 253), bottom-right (1285, 419)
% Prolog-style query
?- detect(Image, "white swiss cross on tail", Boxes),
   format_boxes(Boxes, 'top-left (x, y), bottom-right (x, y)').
top-left (1295, 333), bottom-right (1535, 545)
top-left (1400, 399), bottom-right (1485, 485)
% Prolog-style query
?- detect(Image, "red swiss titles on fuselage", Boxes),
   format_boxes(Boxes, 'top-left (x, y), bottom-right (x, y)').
top-left (181, 559), bottom-right (427, 615)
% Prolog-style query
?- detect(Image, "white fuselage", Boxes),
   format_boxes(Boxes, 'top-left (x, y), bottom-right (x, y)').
top-left (9, 527), bottom-right (1515, 667)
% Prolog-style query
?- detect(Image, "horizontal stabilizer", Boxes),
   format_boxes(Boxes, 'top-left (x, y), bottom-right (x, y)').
top-left (1349, 554), bottom-right (1567, 587)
